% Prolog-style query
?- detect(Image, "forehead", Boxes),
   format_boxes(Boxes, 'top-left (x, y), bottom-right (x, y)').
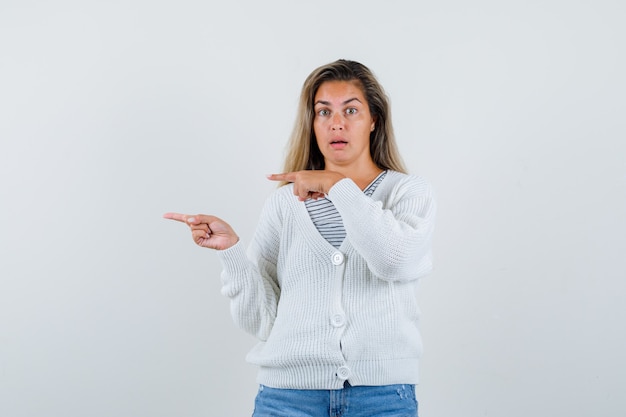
top-left (314, 80), bottom-right (366, 103)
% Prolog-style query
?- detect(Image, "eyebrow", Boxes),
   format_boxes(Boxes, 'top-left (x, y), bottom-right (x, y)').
top-left (314, 97), bottom-right (362, 107)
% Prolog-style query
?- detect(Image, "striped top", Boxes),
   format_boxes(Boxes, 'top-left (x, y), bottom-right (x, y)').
top-left (305, 171), bottom-right (387, 248)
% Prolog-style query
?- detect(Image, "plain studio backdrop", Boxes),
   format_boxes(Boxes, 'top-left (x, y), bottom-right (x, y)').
top-left (1, 1), bottom-right (624, 416)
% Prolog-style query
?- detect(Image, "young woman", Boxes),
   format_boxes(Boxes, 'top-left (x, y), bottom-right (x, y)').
top-left (164, 59), bottom-right (436, 416)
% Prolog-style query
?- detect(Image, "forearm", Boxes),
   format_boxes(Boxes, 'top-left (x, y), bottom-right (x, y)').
top-left (218, 241), bottom-right (279, 340)
top-left (328, 177), bottom-right (436, 281)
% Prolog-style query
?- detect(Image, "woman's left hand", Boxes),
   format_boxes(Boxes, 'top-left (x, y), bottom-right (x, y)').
top-left (267, 170), bottom-right (345, 201)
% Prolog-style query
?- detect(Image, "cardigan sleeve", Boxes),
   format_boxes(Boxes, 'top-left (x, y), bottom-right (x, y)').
top-left (327, 173), bottom-right (436, 282)
top-left (217, 194), bottom-right (282, 341)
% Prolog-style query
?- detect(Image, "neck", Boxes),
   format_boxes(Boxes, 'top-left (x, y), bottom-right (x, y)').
top-left (325, 161), bottom-right (383, 190)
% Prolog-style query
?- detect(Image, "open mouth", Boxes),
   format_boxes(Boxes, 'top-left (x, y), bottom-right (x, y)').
top-left (330, 140), bottom-right (348, 149)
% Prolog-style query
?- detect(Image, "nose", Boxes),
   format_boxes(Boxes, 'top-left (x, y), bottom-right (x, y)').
top-left (331, 113), bottom-right (344, 130)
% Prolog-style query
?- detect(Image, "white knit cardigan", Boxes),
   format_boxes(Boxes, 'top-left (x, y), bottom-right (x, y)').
top-left (217, 170), bottom-right (436, 389)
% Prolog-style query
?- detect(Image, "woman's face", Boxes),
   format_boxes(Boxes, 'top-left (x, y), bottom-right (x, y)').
top-left (313, 80), bottom-right (376, 171)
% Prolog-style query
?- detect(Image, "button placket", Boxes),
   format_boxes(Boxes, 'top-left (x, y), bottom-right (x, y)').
top-left (329, 250), bottom-right (348, 366)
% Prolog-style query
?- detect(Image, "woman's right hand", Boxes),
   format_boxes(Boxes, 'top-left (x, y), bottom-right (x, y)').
top-left (163, 212), bottom-right (239, 250)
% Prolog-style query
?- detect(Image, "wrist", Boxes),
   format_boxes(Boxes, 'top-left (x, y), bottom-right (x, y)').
top-left (326, 172), bottom-right (346, 193)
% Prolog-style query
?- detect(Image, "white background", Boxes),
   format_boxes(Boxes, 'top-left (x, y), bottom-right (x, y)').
top-left (1, 1), bottom-right (625, 416)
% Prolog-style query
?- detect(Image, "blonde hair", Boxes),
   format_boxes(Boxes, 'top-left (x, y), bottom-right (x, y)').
top-left (282, 59), bottom-right (407, 181)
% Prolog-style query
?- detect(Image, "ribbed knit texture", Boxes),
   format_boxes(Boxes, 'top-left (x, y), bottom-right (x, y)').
top-left (217, 170), bottom-right (436, 389)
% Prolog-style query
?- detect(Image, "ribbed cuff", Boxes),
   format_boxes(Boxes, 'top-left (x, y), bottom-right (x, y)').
top-left (216, 240), bottom-right (247, 271)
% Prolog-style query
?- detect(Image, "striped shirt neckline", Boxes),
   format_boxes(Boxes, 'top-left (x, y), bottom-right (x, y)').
top-left (305, 171), bottom-right (387, 248)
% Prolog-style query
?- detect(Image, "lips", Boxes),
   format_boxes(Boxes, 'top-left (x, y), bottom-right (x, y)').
top-left (330, 140), bottom-right (348, 149)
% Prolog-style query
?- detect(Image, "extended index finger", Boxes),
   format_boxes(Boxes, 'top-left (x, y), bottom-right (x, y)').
top-left (267, 172), bottom-right (296, 182)
top-left (162, 212), bottom-right (189, 223)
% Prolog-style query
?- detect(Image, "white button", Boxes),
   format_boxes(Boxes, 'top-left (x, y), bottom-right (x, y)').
top-left (330, 314), bottom-right (345, 327)
top-left (336, 366), bottom-right (351, 380)
top-left (331, 252), bottom-right (344, 265)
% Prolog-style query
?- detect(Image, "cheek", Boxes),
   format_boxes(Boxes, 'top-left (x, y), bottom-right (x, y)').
top-left (314, 133), bottom-right (324, 152)
top-left (313, 120), bottom-right (323, 139)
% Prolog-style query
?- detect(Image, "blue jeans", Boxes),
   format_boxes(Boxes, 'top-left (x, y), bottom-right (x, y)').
top-left (252, 383), bottom-right (418, 417)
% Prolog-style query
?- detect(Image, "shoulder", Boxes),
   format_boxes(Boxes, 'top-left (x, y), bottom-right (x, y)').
top-left (379, 171), bottom-right (436, 218)
top-left (259, 183), bottom-right (297, 219)
top-left (383, 170), bottom-right (434, 197)
top-left (267, 183), bottom-right (296, 204)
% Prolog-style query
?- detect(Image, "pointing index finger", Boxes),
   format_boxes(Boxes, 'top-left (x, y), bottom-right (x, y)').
top-left (267, 172), bottom-right (295, 182)
top-left (163, 212), bottom-right (190, 223)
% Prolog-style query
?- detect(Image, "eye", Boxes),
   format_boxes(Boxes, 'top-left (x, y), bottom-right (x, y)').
top-left (317, 109), bottom-right (330, 117)
top-left (345, 107), bottom-right (357, 115)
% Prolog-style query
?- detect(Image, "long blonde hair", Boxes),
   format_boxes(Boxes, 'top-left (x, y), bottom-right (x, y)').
top-left (282, 59), bottom-right (407, 182)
